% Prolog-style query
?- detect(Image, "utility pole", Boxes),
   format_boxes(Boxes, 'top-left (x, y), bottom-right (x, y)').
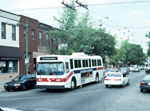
top-left (75, 0), bottom-right (88, 9)
top-left (25, 19), bottom-right (29, 75)
top-left (62, 0), bottom-right (76, 10)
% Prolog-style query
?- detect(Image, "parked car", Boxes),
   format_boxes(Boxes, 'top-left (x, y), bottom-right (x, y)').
top-left (4, 74), bottom-right (36, 91)
top-left (139, 65), bottom-right (144, 70)
top-left (145, 69), bottom-right (150, 74)
top-left (132, 67), bottom-right (140, 72)
top-left (145, 66), bottom-right (150, 74)
top-left (140, 74), bottom-right (150, 92)
top-left (104, 68), bottom-right (119, 78)
top-left (129, 66), bottom-right (135, 72)
top-left (104, 72), bottom-right (130, 88)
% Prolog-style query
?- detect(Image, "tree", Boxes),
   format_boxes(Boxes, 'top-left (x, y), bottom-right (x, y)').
top-left (50, 4), bottom-right (94, 54)
top-left (113, 40), bottom-right (145, 66)
top-left (49, 1), bottom-right (116, 60)
top-left (147, 42), bottom-right (150, 56)
top-left (91, 28), bottom-right (116, 62)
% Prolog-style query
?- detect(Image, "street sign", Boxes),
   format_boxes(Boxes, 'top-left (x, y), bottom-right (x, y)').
top-left (25, 58), bottom-right (29, 64)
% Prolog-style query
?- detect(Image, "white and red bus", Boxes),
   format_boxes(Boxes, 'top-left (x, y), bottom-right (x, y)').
top-left (36, 53), bottom-right (103, 90)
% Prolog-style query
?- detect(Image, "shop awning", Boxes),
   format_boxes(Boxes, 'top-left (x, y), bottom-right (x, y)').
top-left (0, 46), bottom-right (21, 58)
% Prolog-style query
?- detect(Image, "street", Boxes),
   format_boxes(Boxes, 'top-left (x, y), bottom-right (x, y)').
top-left (0, 70), bottom-right (149, 111)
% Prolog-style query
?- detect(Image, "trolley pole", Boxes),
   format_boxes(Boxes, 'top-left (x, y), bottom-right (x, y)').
top-left (25, 19), bottom-right (29, 75)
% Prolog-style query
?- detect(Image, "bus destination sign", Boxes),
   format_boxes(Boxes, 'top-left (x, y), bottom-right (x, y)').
top-left (40, 57), bottom-right (58, 60)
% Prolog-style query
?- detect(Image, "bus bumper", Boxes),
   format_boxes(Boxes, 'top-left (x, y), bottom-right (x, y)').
top-left (36, 85), bottom-right (65, 89)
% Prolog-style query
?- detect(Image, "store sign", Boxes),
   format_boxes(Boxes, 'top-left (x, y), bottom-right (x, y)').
top-left (0, 62), bottom-right (6, 67)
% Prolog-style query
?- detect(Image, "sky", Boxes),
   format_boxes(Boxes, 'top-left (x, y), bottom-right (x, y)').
top-left (0, 0), bottom-right (150, 53)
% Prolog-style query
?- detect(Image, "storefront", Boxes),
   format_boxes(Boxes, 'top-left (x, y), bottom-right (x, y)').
top-left (0, 46), bottom-right (21, 74)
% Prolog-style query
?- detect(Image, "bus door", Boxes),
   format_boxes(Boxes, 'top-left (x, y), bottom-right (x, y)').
top-left (81, 69), bottom-right (92, 84)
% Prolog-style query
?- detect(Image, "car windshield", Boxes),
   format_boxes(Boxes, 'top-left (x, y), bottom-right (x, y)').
top-left (37, 62), bottom-right (65, 75)
top-left (13, 75), bottom-right (27, 81)
top-left (108, 74), bottom-right (121, 77)
top-left (143, 75), bottom-right (150, 80)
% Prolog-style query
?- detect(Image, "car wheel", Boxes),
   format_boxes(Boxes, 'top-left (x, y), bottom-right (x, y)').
top-left (127, 80), bottom-right (130, 85)
top-left (121, 82), bottom-right (125, 87)
top-left (140, 89), bottom-right (143, 92)
top-left (6, 89), bottom-right (10, 92)
top-left (105, 85), bottom-right (108, 88)
top-left (70, 79), bottom-right (76, 90)
top-left (22, 85), bottom-right (26, 91)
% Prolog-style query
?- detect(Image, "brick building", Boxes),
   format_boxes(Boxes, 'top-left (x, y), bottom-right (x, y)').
top-left (19, 15), bottom-right (39, 74)
top-left (19, 16), bottom-right (58, 74)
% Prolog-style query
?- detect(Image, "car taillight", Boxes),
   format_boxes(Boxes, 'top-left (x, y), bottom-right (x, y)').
top-left (105, 79), bottom-right (110, 81)
top-left (140, 82), bottom-right (145, 85)
top-left (114, 79), bottom-right (121, 81)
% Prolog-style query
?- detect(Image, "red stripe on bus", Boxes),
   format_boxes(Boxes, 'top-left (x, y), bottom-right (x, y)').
top-left (97, 67), bottom-right (103, 70)
top-left (37, 71), bottom-right (74, 82)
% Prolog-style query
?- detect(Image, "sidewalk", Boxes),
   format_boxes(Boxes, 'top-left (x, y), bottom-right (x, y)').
top-left (0, 73), bottom-right (18, 91)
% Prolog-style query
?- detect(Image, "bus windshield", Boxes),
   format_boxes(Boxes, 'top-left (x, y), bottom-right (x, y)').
top-left (37, 62), bottom-right (65, 75)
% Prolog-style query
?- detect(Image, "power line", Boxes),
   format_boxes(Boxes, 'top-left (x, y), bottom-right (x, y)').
top-left (110, 2), bottom-right (138, 16)
top-left (11, 1), bottom-right (150, 12)
top-left (87, 1), bottom-right (150, 6)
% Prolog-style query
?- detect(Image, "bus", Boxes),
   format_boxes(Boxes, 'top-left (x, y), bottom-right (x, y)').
top-left (36, 52), bottom-right (103, 90)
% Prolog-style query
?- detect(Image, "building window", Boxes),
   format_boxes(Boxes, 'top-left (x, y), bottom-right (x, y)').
top-left (24, 27), bottom-right (26, 38)
top-left (1, 22), bottom-right (6, 39)
top-left (12, 25), bottom-right (16, 40)
top-left (46, 33), bottom-right (49, 46)
top-left (39, 31), bottom-right (42, 45)
top-left (31, 29), bottom-right (35, 40)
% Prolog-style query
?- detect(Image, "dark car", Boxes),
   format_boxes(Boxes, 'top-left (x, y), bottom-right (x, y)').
top-left (140, 74), bottom-right (150, 92)
top-left (145, 67), bottom-right (150, 74)
top-left (4, 74), bottom-right (36, 91)
top-left (119, 67), bottom-right (129, 75)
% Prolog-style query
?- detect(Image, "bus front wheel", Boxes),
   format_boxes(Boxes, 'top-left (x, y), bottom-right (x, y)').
top-left (70, 79), bottom-right (76, 90)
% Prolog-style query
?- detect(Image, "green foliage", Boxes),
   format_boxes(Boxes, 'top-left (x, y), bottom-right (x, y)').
top-left (91, 28), bottom-right (116, 60)
top-left (113, 40), bottom-right (145, 65)
top-left (147, 42), bottom-right (150, 56)
top-left (49, 1), bottom-right (116, 65)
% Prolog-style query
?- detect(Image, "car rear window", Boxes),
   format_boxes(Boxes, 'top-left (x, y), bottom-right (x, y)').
top-left (143, 75), bottom-right (150, 80)
top-left (108, 74), bottom-right (121, 77)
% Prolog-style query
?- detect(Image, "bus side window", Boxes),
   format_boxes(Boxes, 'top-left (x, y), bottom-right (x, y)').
top-left (97, 59), bottom-right (101, 66)
top-left (70, 59), bottom-right (73, 69)
top-left (89, 59), bottom-right (91, 67)
top-left (65, 62), bottom-right (69, 73)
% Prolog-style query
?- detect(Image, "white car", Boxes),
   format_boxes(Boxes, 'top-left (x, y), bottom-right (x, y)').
top-left (104, 72), bottom-right (130, 88)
